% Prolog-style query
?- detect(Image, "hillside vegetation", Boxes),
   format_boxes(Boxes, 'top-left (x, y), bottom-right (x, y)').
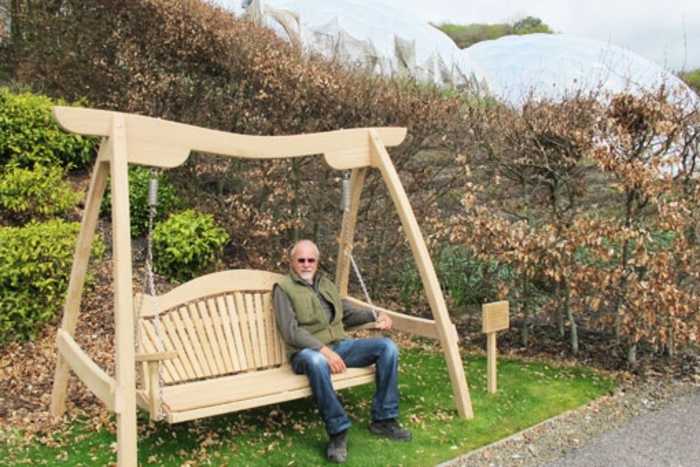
top-left (436, 16), bottom-right (553, 49)
top-left (680, 68), bottom-right (700, 94)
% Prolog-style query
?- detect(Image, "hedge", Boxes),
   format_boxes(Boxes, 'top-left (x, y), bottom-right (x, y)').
top-left (0, 220), bottom-right (105, 343)
top-left (0, 164), bottom-right (82, 223)
top-left (0, 87), bottom-right (96, 169)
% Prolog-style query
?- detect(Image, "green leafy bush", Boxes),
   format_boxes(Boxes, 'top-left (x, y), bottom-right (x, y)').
top-left (0, 87), bottom-right (96, 169)
top-left (0, 164), bottom-right (82, 222)
top-left (153, 209), bottom-right (229, 282)
top-left (0, 220), bottom-right (105, 343)
top-left (102, 166), bottom-right (181, 237)
top-left (399, 245), bottom-right (512, 312)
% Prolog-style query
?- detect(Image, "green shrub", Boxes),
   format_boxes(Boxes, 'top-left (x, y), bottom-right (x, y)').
top-left (399, 245), bottom-right (512, 312)
top-left (102, 166), bottom-right (181, 237)
top-left (0, 220), bottom-right (105, 343)
top-left (0, 87), bottom-right (96, 169)
top-left (0, 164), bottom-right (82, 222)
top-left (153, 209), bottom-right (229, 282)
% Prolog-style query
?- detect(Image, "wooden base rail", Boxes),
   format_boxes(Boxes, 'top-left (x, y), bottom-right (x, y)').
top-left (343, 296), bottom-right (456, 341)
top-left (56, 329), bottom-right (123, 413)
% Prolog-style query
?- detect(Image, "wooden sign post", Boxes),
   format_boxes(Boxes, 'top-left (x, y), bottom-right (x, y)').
top-left (482, 301), bottom-right (509, 394)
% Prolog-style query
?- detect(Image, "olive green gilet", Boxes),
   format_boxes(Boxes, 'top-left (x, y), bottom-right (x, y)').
top-left (275, 272), bottom-right (347, 354)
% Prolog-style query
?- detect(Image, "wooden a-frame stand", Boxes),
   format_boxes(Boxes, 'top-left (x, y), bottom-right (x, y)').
top-left (49, 107), bottom-right (473, 466)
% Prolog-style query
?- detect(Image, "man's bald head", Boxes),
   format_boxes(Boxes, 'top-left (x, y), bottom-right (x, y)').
top-left (289, 240), bottom-right (320, 283)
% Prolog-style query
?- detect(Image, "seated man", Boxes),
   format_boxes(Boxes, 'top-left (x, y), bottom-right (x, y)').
top-left (273, 239), bottom-right (411, 464)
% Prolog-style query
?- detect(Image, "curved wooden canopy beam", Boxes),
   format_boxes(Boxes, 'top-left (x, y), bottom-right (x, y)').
top-left (53, 107), bottom-right (407, 170)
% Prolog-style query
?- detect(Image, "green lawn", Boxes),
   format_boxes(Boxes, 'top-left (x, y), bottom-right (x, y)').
top-left (0, 347), bottom-right (614, 466)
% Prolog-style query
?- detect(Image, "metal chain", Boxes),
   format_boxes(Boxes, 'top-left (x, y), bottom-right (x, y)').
top-left (143, 172), bottom-right (166, 420)
top-left (340, 172), bottom-right (377, 319)
top-left (349, 253), bottom-right (372, 306)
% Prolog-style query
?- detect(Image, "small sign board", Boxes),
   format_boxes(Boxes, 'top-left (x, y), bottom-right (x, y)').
top-left (482, 301), bottom-right (509, 334)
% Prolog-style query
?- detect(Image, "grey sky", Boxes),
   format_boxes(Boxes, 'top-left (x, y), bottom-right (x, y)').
top-left (397, 0), bottom-right (700, 71)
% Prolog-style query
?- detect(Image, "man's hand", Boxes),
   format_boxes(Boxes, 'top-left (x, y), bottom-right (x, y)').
top-left (320, 346), bottom-right (346, 374)
top-left (375, 312), bottom-right (393, 331)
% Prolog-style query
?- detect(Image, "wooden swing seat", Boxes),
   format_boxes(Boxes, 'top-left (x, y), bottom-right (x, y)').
top-left (134, 269), bottom-right (375, 424)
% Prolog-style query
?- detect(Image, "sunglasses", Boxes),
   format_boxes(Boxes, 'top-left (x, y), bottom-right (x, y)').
top-left (296, 258), bottom-right (317, 264)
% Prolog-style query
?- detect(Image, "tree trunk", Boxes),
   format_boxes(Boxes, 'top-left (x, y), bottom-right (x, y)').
top-left (520, 278), bottom-right (530, 347)
top-left (564, 281), bottom-right (578, 354)
top-left (555, 283), bottom-right (565, 338)
top-left (667, 326), bottom-right (675, 358)
top-left (627, 342), bottom-right (637, 366)
top-left (290, 159), bottom-right (301, 243)
top-left (9, 0), bottom-right (19, 43)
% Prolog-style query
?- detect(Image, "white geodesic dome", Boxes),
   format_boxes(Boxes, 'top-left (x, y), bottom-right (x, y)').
top-left (211, 0), bottom-right (488, 91)
top-left (464, 33), bottom-right (698, 107)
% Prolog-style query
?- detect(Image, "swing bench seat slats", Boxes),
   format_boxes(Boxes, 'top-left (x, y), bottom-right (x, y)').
top-left (134, 269), bottom-right (377, 423)
top-left (150, 367), bottom-right (375, 424)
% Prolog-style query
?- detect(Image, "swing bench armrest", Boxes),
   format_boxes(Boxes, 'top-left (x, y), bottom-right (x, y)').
top-left (135, 351), bottom-right (179, 362)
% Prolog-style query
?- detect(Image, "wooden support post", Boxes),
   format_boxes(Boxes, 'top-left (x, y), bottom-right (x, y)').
top-left (110, 115), bottom-right (138, 467)
top-left (486, 333), bottom-right (497, 394)
top-left (482, 301), bottom-right (509, 394)
top-left (369, 130), bottom-right (474, 419)
top-left (50, 142), bottom-right (111, 418)
top-left (335, 168), bottom-right (367, 295)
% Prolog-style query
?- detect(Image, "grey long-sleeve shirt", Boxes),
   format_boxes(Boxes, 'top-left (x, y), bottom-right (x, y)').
top-left (273, 278), bottom-right (376, 351)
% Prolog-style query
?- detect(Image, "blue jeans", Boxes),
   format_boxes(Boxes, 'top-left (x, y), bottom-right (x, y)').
top-left (291, 337), bottom-right (400, 436)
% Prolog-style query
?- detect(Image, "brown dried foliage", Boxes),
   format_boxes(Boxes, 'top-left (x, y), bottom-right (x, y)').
top-left (453, 90), bottom-right (700, 361)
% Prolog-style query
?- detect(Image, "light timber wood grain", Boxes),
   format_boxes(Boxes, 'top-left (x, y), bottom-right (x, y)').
top-left (225, 294), bottom-right (248, 370)
top-left (140, 321), bottom-right (175, 383)
top-left (56, 330), bottom-right (120, 413)
top-left (369, 130), bottom-right (473, 419)
top-left (182, 305), bottom-right (212, 376)
top-left (244, 293), bottom-right (260, 369)
top-left (134, 351), bottom-right (179, 362)
top-left (483, 301), bottom-right (509, 394)
top-left (50, 150), bottom-right (110, 418)
top-left (209, 298), bottom-right (234, 373)
top-left (171, 310), bottom-right (205, 378)
top-left (109, 115), bottom-right (138, 467)
top-left (217, 295), bottom-right (241, 373)
top-left (165, 370), bottom-right (375, 424)
top-left (482, 301), bottom-right (509, 334)
top-left (137, 270), bottom-right (284, 317)
top-left (253, 293), bottom-right (269, 367)
top-left (343, 296), bottom-right (442, 339)
top-left (163, 366), bottom-right (375, 414)
top-left (487, 333), bottom-right (498, 394)
top-left (146, 361), bottom-right (160, 420)
top-left (161, 314), bottom-right (196, 380)
top-left (236, 292), bottom-right (256, 370)
top-left (53, 107), bottom-right (406, 169)
top-left (197, 301), bottom-right (225, 375)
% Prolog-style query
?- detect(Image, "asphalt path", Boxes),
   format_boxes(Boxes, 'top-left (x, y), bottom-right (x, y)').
top-left (543, 388), bottom-right (700, 467)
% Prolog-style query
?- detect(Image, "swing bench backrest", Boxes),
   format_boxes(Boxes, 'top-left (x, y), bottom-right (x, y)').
top-left (135, 269), bottom-right (287, 385)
